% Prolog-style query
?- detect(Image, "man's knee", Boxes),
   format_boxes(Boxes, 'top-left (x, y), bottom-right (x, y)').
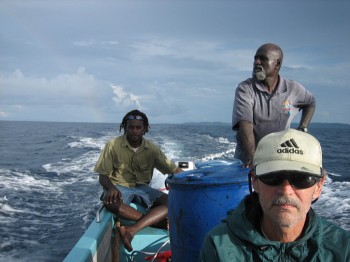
top-left (154, 194), bottom-right (168, 207)
top-left (104, 201), bottom-right (122, 214)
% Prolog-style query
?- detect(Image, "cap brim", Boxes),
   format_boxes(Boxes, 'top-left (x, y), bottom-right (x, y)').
top-left (255, 160), bottom-right (322, 177)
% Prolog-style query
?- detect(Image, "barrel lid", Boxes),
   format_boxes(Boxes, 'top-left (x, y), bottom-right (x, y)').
top-left (166, 160), bottom-right (250, 185)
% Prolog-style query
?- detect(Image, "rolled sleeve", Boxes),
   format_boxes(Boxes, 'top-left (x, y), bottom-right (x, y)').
top-left (232, 81), bottom-right (254, 130)
top-left (154, 147), bottom-right (177, 175)
top-left (292, 81), bottom-right (316, 108)
top-left (94, 142), bottom-right (115, 175)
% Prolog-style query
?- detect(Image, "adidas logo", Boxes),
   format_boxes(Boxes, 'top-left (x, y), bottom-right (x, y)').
top-left (277, 138), bottom-right (304, 155)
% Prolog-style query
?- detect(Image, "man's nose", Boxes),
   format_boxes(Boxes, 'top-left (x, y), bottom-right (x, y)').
top-left (254, 58), bottom-right (262, 65)
top-left (277, 179), bottom-right (295, 194)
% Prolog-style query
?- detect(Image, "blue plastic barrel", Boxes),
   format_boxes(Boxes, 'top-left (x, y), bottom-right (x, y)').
top-left (166, 160), bottom-right (249, 262)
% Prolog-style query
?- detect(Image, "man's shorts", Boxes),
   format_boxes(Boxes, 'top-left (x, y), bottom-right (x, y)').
top-left (102, 184), bottom-right (166, 210)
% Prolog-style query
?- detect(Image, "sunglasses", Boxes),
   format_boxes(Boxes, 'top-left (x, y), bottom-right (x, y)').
top-left (257, 172), bottom-right (321, 189)
top-left (127, 115), bottom-right (144, 120)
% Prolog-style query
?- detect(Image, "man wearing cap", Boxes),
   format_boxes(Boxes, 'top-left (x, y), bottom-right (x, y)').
top-left (232, 43), bottom-right (316, 168)
top-left (94, 109), bottom-right (182, 252)
top-left (199, 129), bottom-right (350, 261)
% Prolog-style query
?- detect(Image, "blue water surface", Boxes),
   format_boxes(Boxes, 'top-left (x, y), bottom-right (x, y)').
top-left (0, 121), bottom-right (349, 261)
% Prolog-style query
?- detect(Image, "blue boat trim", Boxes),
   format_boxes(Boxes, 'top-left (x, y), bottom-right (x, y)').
top-left (64, 203), bottom-right (171, 262)
top-left (64, 207), bottom-right (113, 262)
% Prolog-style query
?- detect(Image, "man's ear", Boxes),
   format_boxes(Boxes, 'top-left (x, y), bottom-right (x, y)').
top-left (313, 175), bottom-right (325, 200)
top-left (275, 59), bottom-right (281, 69)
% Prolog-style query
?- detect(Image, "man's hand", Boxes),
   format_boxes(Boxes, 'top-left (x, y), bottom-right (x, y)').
top-left (174, 167), bottom-right (184, 174)
top-left (99, 174), bottom-right (123, 205)
top-left (104, 188), bottom-right (122, 204)
top-left (243, 161), bottom-right (252, 168)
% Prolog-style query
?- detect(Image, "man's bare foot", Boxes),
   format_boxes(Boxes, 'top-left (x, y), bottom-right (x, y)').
top-left (119, 226), bottom-right (133, 252)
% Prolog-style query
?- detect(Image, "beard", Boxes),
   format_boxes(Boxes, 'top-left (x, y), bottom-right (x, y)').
top-left (252, 66), bottom-right (266, 81)
top-left (268, 196), bottom-right (305, 228)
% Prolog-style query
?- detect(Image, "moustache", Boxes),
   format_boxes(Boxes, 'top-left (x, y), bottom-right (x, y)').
top-left (272, 196), bottom-right (301, 209)
top-left (254, 65), bottom-right (263, 71)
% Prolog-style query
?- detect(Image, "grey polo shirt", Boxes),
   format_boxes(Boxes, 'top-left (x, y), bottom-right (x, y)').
top-left (232, 77), bottom-right (316, 159)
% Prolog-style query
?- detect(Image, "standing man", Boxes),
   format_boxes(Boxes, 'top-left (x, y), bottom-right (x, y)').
top-left (200, 129), bottom-right (350, 261)
top-left (232, 43), bottom-right (316, 167)
top-left (94, 109), bottom-right (182, 252)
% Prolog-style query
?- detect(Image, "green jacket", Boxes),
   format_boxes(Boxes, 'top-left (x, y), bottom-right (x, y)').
top-left (199, 194), bottom-right (350, 262)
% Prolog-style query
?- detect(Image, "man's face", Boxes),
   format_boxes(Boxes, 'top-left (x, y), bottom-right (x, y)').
top-left (252, 47), bottom-right (280, 81)
top-left (125, 119), bottom-right (145, 145)
top-left (253, 173), bottom-right (324, 228)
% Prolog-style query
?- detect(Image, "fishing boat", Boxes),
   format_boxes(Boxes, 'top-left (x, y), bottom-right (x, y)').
top-left (63, 159), bottom-right (248, 262)
top-left (63, 202), bottom-right (171, 262)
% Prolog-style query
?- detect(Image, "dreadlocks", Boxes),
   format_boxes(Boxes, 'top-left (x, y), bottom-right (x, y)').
top-left (119, 109), bottom-right (150, 134)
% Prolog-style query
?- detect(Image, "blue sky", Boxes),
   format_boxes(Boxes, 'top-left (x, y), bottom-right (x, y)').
top-left (1, 0), bottom-right (349, 124)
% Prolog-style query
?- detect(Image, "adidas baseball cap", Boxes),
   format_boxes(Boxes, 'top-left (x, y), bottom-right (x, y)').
top-left (253, 129), bottom-right (323, 177)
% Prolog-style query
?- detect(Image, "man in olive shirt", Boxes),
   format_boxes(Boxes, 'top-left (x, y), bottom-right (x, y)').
top-left (94, 109), bottom-right (182, 252)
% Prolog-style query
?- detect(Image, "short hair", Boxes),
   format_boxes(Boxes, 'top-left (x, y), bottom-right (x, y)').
top-left (119, 109), bottom-right (150, 134)
top-left (258, 43), bottom-right (284, 65)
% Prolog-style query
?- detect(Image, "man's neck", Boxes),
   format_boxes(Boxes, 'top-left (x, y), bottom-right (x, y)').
top-left (126, 136), bottom-right (142, 148)
top-left (262, 75), bottom-right (279, 94)
top-left (261, 217), bottom-right (306, 243)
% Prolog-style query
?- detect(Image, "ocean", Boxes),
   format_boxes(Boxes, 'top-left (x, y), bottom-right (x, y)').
top-left (0, 121), bottom-right (349, 262)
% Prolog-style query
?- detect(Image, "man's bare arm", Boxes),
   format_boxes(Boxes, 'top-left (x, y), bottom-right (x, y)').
top-left (237, 120), bottom-right (255, 168)
top-left (299, 105), bottom-right (316, 129)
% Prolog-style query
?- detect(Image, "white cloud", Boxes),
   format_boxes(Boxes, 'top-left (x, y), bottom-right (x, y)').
top-left (111, 84), bottom-right (142, 108)
top-left (1, 1), bottom-right (349, 124)
top-left (0, 111), bottom-right (8, 117)
top-left (1, 67), bottom-right (101, 105)
top-left (0, 68), bottom-right (116, 122)
top-left (73, 40), bottom-right (119, 47)
top-left (73, 40), bottom-right (96, 47)
top-left (130, 38), bottom-right (252, 71)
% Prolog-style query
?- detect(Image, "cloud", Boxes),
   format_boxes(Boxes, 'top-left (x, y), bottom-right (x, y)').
top-left (0, 67), bottom-right (103, 105)
top-left (0, 111), bottom-right (9, 117)
top-left (0, 68), bottom-right (116, 122)
top-left (1, 1), bottom-right (349, 124)
top-left (73, 40), bottom-right (97, 47)
top-left (73, 40), bottom-right (119, 48)
top-left (130, 38), bottom-right (252, 71)
top-left (111, 84), bottom-right (142, 108)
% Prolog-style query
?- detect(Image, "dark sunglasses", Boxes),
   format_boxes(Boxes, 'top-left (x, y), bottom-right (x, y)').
top-left (257, 172), bottom-right (321, 189)
top-left (127, 115), bottom-right (143, 120)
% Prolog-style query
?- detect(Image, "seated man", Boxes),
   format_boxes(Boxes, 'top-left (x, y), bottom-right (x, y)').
top-left (94, 109), bottom-right (182, 252)
top-left (200, 129), bottom-right (350, 261)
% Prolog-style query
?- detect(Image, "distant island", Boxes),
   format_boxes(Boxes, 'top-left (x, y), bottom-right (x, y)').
top-left (1, 120), bottom-right (349, 128)
top-left (295, 122), bottom-right (350, 129)
top-left (180, 121), bottom-right (230, 126)
top-left (177, 122), bottom-right (350, 129)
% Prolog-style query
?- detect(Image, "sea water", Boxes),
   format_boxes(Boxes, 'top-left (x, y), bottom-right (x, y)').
top-left (0, 121), bottom-right (349, 261)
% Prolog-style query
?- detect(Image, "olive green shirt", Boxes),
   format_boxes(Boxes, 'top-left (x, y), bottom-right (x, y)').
top-left (94, 135), bottom-right (177, 187)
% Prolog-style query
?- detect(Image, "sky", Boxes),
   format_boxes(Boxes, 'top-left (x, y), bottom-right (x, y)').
top-left (0, 0), bottom-right (349, 124)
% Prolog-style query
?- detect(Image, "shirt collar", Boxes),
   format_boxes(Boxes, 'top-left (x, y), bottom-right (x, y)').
top-left (254, 75), bottom-right (286, 94)
top-left (122, 134), bottom-right (147, 149)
